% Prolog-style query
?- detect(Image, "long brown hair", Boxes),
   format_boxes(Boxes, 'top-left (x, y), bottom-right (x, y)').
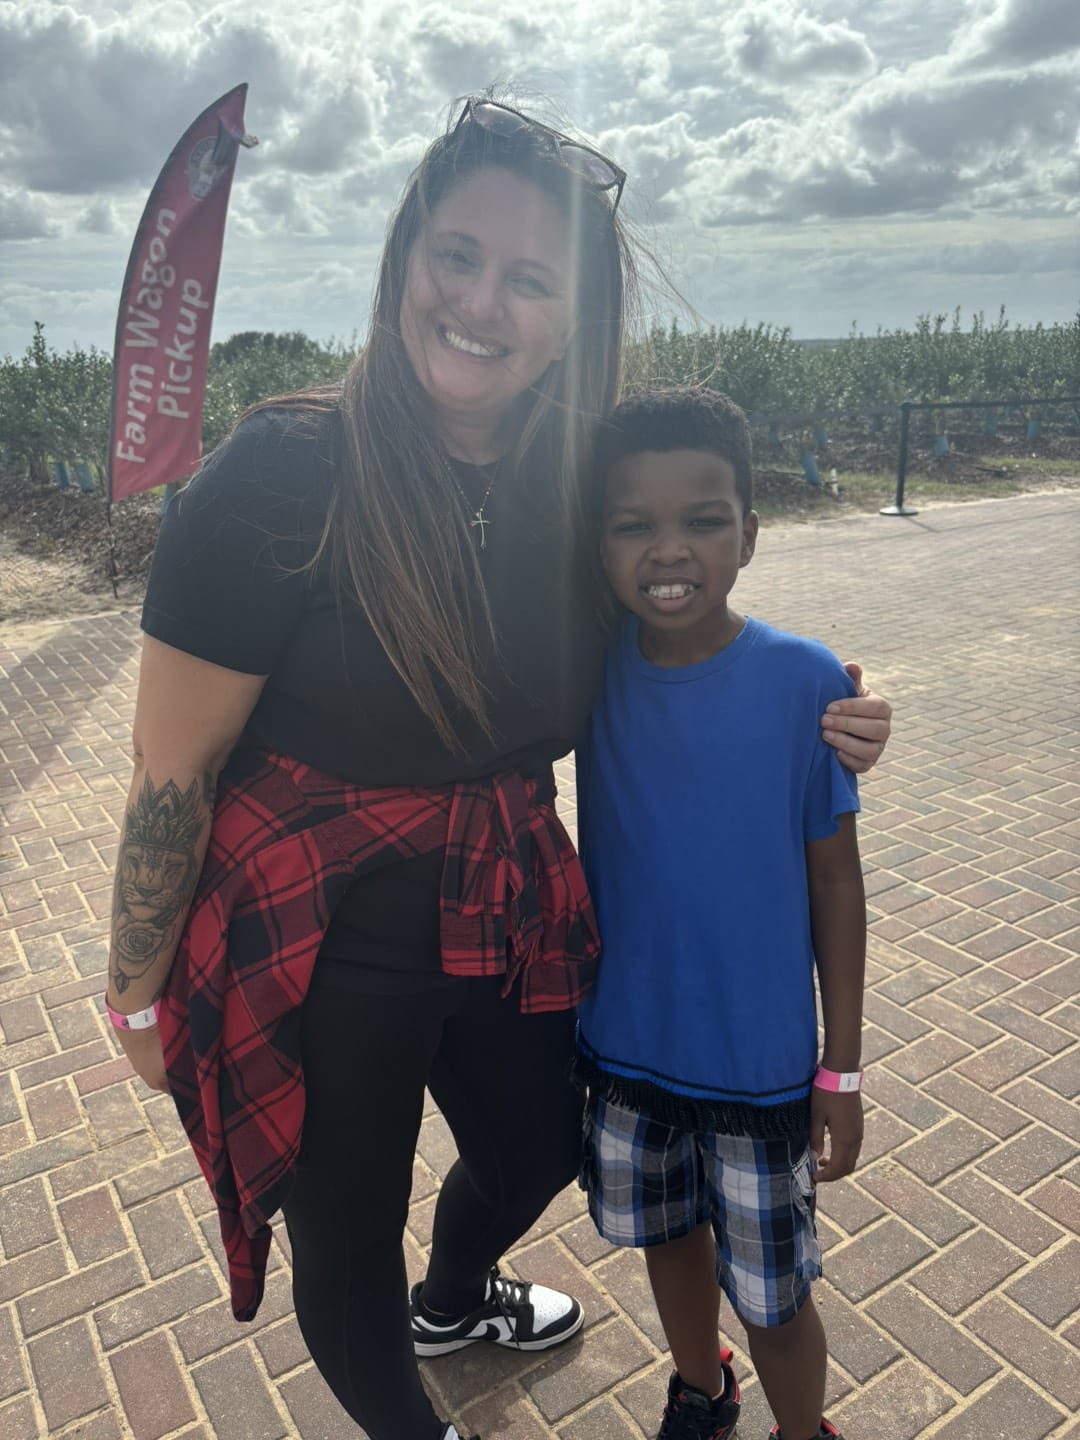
top-left (257, 99), bottom-right (637, 752)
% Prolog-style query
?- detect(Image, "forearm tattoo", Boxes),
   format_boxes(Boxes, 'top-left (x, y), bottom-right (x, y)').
top-left (110, 773), bottom-right (210, 993)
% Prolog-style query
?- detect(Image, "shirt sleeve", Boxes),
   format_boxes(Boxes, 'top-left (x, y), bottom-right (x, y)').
top-left (141, 409), bottom-right (331, 675)
top-left (803, 661), bottom-right (861, 842)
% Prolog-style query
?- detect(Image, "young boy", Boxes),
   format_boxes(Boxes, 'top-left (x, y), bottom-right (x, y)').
top-left (574, 389), bottom-right (866, 1440)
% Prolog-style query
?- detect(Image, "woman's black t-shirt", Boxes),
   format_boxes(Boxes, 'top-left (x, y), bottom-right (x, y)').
top-left (141, 406), bottom-right (606, 983)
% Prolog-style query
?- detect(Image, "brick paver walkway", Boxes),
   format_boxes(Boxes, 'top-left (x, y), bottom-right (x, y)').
top-left (1, 492), bottom-right (1077, 1440)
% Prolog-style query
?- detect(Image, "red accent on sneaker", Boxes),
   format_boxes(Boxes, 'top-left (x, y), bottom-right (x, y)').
top-left (719, 1348), bottom-right (740, 1404)
top-left (768, 1422), bottom-right (842, 1440)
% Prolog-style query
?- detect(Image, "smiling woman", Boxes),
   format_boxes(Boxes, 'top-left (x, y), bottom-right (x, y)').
top-left (104, 91), bottom-right (892, 1440)
top-left (400, 168), bottom-right (574, 457)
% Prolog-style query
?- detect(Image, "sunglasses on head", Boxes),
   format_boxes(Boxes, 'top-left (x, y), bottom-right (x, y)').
top-left (452, 98), bottom-right (626, 213)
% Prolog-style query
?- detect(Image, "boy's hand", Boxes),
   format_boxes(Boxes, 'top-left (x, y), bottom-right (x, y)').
top-left (809, 1086), bottom-right (863, 1183)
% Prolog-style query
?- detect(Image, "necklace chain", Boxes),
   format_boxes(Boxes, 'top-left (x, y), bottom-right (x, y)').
top-left (449, 465), bottom-right (498, 549)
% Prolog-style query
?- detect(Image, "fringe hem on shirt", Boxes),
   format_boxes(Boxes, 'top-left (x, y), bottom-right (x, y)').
top-left (571, 1051), bottom-right (811, 1141)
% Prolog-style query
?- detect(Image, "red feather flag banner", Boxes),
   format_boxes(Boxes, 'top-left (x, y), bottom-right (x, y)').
top-left (107, 84), bottom-right (257, 503)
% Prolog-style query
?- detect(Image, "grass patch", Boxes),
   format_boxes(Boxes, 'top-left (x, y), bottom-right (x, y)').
top-left (837, 471), bottom-right (1025, 505)
top-left (989, 455), bottom-right (1080, 476)
top-left (753, 461), bottom-right (1078, 525)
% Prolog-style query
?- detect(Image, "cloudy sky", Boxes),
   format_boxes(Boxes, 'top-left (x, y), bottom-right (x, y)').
top-left (1, 0), bottom-right (1077, 359)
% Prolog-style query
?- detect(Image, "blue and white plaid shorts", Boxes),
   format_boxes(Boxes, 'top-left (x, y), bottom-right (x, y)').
top-left (582, 1092), bottom-right (822, 1329)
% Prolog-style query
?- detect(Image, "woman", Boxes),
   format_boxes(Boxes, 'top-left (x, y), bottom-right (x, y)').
top-left (106, 98), bottom-right (891, 1440)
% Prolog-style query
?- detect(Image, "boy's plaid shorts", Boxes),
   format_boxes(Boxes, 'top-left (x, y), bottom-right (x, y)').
top-left (581, 1091), bottom-right (822, 1329)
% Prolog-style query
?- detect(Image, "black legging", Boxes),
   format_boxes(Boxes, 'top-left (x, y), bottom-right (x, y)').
top-left (281, 975), bottom-right (582, 1440)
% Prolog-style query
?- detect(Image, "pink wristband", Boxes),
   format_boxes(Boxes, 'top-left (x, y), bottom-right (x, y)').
top-left (814, 1064), bottom-right (863, 1093)
top-left (106, 999), bottom-right (161, 1032)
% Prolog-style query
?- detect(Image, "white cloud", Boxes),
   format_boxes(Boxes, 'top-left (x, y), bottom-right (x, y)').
top-left (717, 2), bottom-right (875, 86)
top-left (246, 173), bottom-right (330, 236)
top-left (0, 187), bottom-right (58, 240)
top-left (954, 0), bottom-right (1080, 68)
top-left (0, 0), bottom-right (1077, 355)
top-left (270, 86), bottom-right (378, 175)
top-left (77, 197), bottom-right (117, 234)
top-left (668, 13), bottom-right (1080, 227)
top-left (851, 62), bottom-right (1079, 166)
top-left (601, 112), bottom-right (702, 213)
top-left (0, 5), bottom-right (290, 194)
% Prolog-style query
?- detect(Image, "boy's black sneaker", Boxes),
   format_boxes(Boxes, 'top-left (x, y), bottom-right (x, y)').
top-left (411, 1266), bottom-right (584, 1356)
top-left (656, 1352), bottom-right (740, 1439)
top-left (768, 1421), bottom-right (844, 1439)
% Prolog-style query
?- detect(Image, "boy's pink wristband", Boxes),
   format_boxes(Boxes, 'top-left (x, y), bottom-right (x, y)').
top-left (106, 999), bottom-right (161, 1032)
top-left (813, 1064), bottom-right (863, 1093)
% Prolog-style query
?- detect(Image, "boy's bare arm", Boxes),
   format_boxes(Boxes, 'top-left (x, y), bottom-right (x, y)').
top-left (806, 812), bottom-right (866, 1182)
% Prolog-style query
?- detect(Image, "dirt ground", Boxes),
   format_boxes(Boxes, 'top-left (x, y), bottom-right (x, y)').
top-left (0, 466), bottom-right (161, 628)
top-left (2, 431), bottom-right (1078, 631)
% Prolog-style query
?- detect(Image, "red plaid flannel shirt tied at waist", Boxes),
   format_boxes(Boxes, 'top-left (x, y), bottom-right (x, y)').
top-left (159, 743), bottom-right (599, 1320)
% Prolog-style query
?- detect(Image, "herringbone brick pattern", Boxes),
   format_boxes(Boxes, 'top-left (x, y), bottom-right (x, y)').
top-left (1, 493), bottom-right (1077, 1439)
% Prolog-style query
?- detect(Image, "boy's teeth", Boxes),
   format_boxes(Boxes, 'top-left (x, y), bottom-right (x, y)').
top-left (443, 327), bottom-right (502, 357)
top-left (648, 584), bottom-right (695, 598)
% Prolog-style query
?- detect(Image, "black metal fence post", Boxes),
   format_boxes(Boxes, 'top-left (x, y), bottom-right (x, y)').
top-left (747, 395), bottom-right (1079, 518)
top-left (881, 400), bottom-right (918, 516)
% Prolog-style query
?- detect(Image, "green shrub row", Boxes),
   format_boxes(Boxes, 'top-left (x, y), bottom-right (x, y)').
top-left (3, 309), bottom-right (1078, 486)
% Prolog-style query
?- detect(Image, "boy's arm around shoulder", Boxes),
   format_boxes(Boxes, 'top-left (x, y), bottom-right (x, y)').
top-left (807, 812), bottom-right (866, 1182)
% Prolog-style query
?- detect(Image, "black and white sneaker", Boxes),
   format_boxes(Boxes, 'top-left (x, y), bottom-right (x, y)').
top-left (441, 1426), bottom-right (480, 1440)
top-left (412, 1265), bottom-right (585, 1356)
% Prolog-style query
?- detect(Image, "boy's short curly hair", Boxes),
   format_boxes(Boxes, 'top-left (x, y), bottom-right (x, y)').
top-left (593, 387), bottom-right (754, 513)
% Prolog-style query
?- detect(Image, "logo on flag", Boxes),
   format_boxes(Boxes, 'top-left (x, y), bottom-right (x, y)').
top-left (187, 119), bottom-right (246, 200)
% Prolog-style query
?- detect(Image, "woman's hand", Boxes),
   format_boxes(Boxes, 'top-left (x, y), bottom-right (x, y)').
top-left (113, 1023), bottom-right (170, 1093)
top-left (821, 661), bottom-right (892, 774)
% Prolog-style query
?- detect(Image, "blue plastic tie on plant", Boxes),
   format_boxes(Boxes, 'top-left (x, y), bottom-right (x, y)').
top-left (1026, 419), bottom-right (1041, 440)
top-left (53, 461), bottom-right (70, 490)
top-left (802, 450), bottom-right (821, 486)
top-left (814, 425), bottom-right (828, 449)
top-left (984, 414), bottom-right (998, 435)
top-left (933, 435), bottom-right (949, 457)
top-left (768, 424), bottom-right (779, 446)
top-left (73, 461), bottom-right (95, 493)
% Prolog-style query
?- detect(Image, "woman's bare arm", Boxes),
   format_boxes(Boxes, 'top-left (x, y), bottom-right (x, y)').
top-left (107, 636), bottom-right (266, 1089)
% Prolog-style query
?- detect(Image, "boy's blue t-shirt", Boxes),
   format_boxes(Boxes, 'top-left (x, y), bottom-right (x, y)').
top-left (575, 614), bottom-right (859, 1139)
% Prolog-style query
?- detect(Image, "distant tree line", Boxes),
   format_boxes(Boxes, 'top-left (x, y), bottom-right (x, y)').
top-left (2, 309), bottom-right (1077, 487)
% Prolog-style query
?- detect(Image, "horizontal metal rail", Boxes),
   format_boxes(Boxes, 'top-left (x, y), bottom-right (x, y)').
top-left (741, 396), bottom-right (1080, 518)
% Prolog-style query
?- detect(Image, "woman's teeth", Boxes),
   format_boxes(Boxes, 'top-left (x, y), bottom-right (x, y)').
top-left (441, 326), bottom-right (505, 358)
top-left (646, 584), bottom-right (696, 599)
